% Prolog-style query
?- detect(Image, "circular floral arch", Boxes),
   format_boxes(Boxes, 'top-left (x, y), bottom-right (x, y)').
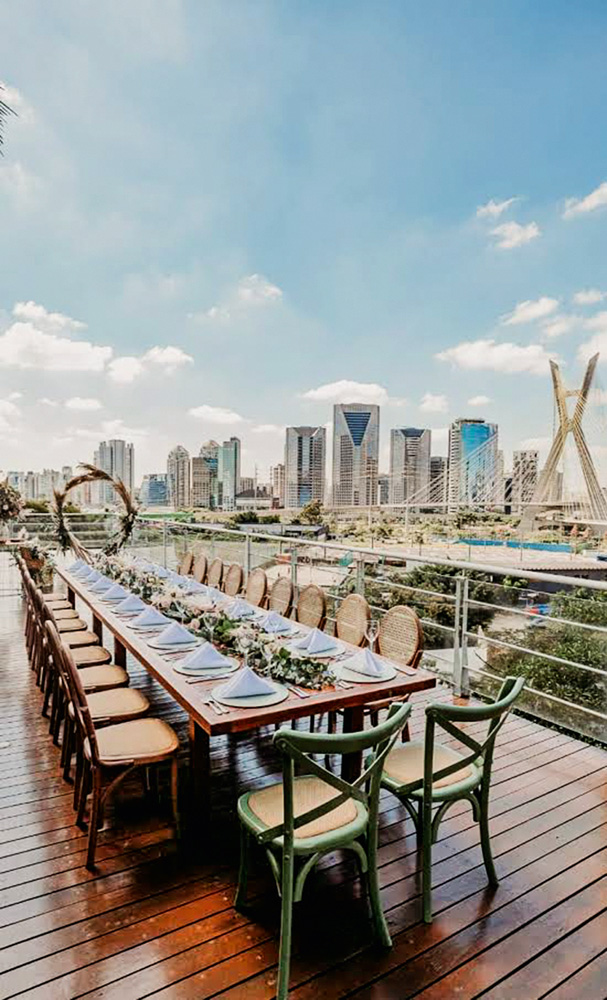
top-left (52, 463), bottom-right (138, 559)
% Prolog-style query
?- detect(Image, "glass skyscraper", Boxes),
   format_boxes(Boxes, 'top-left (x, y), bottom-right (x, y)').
top-left (447, 419), bottom-right (499, 510)
top-left (284, 426), bottom-right (326, 508)
top-left (389, 427), bottom-right (431, 504)
top-left (332, 403), bottom-right (380, 506)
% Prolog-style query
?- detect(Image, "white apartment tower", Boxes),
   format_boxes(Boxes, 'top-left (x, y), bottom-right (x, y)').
top-left (284, 426), bottom-right (326, 508)
top-left (332, 403), bottom-right (380, 506)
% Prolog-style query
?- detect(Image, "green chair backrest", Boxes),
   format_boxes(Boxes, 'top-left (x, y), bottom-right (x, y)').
top-left (418, 676), bottom-right (526, 794)
top-left (261, 702), bottom-right (412, 844)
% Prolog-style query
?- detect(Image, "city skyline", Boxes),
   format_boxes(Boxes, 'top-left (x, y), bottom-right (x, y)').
top-left (2, 5), bottom-right (607, 483)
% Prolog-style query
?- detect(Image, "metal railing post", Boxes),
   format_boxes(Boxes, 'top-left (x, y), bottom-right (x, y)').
top-left (460, 576), bottom-right (471, 697)
top-left (355, 555), bottom-right (365, 596)
top-left (244, 531), bottom-right (251, 581)
top-left (290, 548), bottom-right (298, 596)
top-left (162, 521), bottom-right (167, 568)
top-left (452, 575), bottom-right (464, 695)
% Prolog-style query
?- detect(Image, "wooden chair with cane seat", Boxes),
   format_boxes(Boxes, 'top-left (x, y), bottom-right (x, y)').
top-left (223, 563), bottom-right (244, 597)
top-left (45, 623), bottom-right (150, 787)
top-left (335, 593), bottom-right (370, 647)
top-left (245, 567), bottom-right (268, 607)
top-left (235, 702), bottom-right (412, 1000)
top-left (192, 552), bottom-right (208, 583)
top-left (268, 576), bottom-right (294, 617)
top-left (207, 557), bottom-right (224, 589)
top-left (296, 584), bottom-right (326, 630)
top-left (178, 552), bottom-right (194, 576)
top-left (55, 628), bottom-right (181, 870)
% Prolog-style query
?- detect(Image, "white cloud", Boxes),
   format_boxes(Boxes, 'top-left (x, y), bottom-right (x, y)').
top-left (563, 181), bottom-right (607, 219)
top-left (65, 397), bottom-right (102, 412)
top-left (541, 314), bottom-right (578, 339)
top-left (490, 221), bottom-right (540, 250)
top-left (39, 397), bottom-right (58, 407)
top-left (476, 197), bottom-right (518, 219)
top-left (193, 273), bottom-right (283, 324)
top-left (235, 274), bottom-right (282, 306)
top-left (107, 356), bottom-right (145, 384)
top-left (501, 297), bottom-right (559, 326)
top-left (301, 379), bottom-right (389, 405)
top-left (12, 300), bottom-right (86, 333)
top-left (436, 338), bottom-right (555, 375)
top-left (573, 289), bottom-right (606, 306)
top-left (467, 395), bottom-right (491, 407)
top-left (583, 310), bottom-right (607, 332)
top-left (0, 399), bottom-right (19, 430)
top-left (143, 345), bottom-right (194, 373)
top-left (0, 321), bottom-right (111, 372)
top-left (71, 418), bottom-right (148, 442)
top-left (189, 404), bottom-right (246, 425)
top-left (7, 391), bottom-right (22, 401)
top-left (577, 313), bottom-right (607, 362)
top-left (420, 392), bottom-right (448, 413)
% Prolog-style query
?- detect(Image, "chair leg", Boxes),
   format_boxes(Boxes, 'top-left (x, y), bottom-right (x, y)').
top-left (234, 824), bottom-right (251, 910)
top-left (170, 756), bottom-right (180, 838)
top-left (366, 832), bottom-right (391, 948)
top-left (77, 760), bottom-right (90, 828)
top-left (86, 769), bottom-right (102, 871)
top-left (421, 796), bottom-right (433, 924)
top-left (72, 744), bottom-right (83, 803)
top-left (479, 792), bottom-right (498, 888)
top-left (62, 718), bottom-right (74, 782)
top-left (276, 848), bottom-right (295, 1000)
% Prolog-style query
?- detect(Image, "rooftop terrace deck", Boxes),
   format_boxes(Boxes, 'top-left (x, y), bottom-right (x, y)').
top-left (1, 559), bottom-right (606, 999)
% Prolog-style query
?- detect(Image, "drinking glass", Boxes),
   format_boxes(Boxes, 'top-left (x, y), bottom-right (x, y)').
top-left (365, 618), bottom-right (379, 654)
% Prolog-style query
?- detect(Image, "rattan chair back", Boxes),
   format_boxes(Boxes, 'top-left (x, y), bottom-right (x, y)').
top-left (192, 552), bottom-right (208, 583)
top-left (223, 563), bottom-right (243, 596)
top-left (207, 558), bottom-right (224, 588)
top-left (335, 593), bottom-right (371, 646)
top-left (245, 567), bottom-right (268, 607)
top-left (268, 576), bottom-right (294, 616)
top-left (378, 604), bottom-right (423, 667)
top-left (296, 584), bottom-right (327, 629)
top-left (178, 552), bottom-right (194, 576)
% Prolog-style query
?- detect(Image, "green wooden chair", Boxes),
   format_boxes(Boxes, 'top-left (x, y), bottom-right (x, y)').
top-left (380, 676), bottom-right (525, 923)
top-left (235, 701), bottom-right (412, 1000)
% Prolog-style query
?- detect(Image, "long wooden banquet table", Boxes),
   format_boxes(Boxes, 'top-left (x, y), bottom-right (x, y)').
top-left (56, 565), bottom-right (437, 833)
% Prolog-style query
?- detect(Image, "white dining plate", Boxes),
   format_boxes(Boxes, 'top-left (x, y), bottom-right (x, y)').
top-left (211, 681), bottom-right (289, 708)
top-left (334, 659), bottom-right (397, 684)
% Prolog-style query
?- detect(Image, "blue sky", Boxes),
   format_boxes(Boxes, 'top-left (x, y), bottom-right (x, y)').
top-left (2, 0), bottom-right (607, 483)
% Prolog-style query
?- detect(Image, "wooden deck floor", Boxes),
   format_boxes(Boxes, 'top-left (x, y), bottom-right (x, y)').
top-left (1, 558), bottom-right (607, 999)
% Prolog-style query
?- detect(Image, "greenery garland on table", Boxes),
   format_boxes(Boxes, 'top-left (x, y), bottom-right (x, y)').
top-left (52, 464), bottom-right (138, 559)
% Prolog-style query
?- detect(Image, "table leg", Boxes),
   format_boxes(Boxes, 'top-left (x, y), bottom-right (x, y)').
top-left (67, 586), bottom-right (75, 607)
top-left (341, 704), bottom-right (364, 781)
top-left (114, 637), bottom-right (127, 668)
top-left (189, 719), bottom-right (211, 843)
top-left (92, 614), bottom-right (103, 642)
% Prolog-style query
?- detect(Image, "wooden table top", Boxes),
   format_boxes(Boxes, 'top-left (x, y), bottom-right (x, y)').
top-left (56, 566), bottom-right (437, 736)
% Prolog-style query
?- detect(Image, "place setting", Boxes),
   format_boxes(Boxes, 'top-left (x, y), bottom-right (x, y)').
top-left (333, 619), bottom-right (397, 684)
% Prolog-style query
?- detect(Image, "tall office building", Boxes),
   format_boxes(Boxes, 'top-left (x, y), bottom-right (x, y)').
top-left (93, 440), bottom-right (134, 506)
top-left (377, 474), bottom-right (390, 505)
top-left (139, 473), bottom-right (169, 507)
top-left (447, 419), bottom-right (498, 510)
top-left (389, 428), bottom-right (431, 505)
top-left (332, 403), bottom-right (380, 506)
top-left (512, 449), bottom-right (539, 512)
top-left (217, 437), bottom-right (241, 510)
top-left (429, 456), bottom-right (448, 508)
top-left (167, 445), bottom-right (191, 509)
top-left (284, 426), bottom-right (326, 508)
top-left (270, 463), bottom-right (286, 506)
top-left (194, 441), bottom-right (219, 508)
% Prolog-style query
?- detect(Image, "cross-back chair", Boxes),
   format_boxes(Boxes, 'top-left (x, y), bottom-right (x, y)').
top-left (296, 584), bottom-right (326, 629)
top-left (381, 675), bottom-right (526, 922)
top-left (207, 557), bottom-right (224, 588)
top-left (192, 552), bottom-right (208, 583)
top-left (55, 626), bottom-right (181, 870)
top-left (235, 701), bottom-right (412, 1000)
top-left (223, 562), bottom-right (244, 597)
top-left (267, 576), bottom-right (294, 617)
top-left (245, 567), bottom-right (268, 607)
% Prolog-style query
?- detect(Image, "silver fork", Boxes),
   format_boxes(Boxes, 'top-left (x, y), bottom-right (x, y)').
top-left (286, 683), bottom-right (309, 699)
top-left (201, 694), bottom-right (227, 715)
